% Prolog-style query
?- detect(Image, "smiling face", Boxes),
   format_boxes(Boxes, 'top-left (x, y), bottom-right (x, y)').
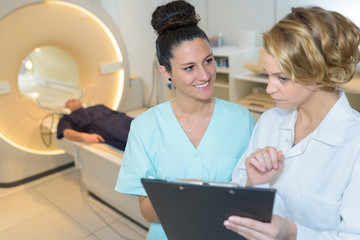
top-left (263, 50), bottom-right (314, 109)
top-left (159, 38), bottom-right (216, 102)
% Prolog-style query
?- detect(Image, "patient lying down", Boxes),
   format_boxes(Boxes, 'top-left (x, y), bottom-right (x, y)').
top-left (56, 99), bottom-right (133, 151)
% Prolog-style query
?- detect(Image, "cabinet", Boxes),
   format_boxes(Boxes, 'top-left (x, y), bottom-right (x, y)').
top-left (212, 46), bottom-right (258, 101)
top-left (232, 64), bottom-right (360, 120)
top-left (215, 46), bottom-right (360, 121)
top-left (215, 46), bottom-right (360, 120)
top-left (213, 47), bottom-right (267, 120)
top-left (231, 72), bottom-right (270, 120)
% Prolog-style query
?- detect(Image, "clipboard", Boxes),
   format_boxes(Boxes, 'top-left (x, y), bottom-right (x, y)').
top-left (141, 178), bottom-right (276, 240)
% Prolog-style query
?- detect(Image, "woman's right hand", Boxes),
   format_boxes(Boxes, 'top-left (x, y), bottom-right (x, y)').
top-left (245, 147), bottom-right (285, 186)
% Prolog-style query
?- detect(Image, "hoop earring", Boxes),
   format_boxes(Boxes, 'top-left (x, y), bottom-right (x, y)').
top-left (168, 78), bottom-right (172, 81)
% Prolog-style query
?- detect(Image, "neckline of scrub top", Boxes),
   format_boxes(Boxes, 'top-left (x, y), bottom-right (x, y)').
top-left (169, 97), bottom-right (217, 150)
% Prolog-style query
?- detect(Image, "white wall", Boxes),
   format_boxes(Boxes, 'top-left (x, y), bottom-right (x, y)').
top-left (206, 0), bottom-right (275, 47)
top-left (96, 0), bottom-right (208, 106)
top-left (96, 0), bottom-right (155, 105)
top-left (97, 0), bottom-right (360, 106)
top-left (97, 0), bottom-right (274, 105)
top-left (276, 0), bottom-right (360, 25)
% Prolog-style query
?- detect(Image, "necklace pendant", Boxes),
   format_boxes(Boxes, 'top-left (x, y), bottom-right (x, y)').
top-left (182, 127), bottom-right (192, 133)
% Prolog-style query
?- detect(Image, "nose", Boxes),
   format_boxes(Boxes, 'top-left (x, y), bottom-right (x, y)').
top-left (198, 64), bottom-right (210, 80)
top-left (266, 77), bottom-right (277, 95)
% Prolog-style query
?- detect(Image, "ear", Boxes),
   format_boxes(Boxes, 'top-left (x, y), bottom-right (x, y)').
top-left (158, 65), bottom-right (171, 79)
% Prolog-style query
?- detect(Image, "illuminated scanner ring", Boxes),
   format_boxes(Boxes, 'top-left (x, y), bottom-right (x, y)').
top-left (0, 1), bottom-right (129, 155)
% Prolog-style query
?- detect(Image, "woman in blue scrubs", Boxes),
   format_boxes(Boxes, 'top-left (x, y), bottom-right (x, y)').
top-left (226, 7), bottom-right (360, 239)
top-left (115, 1), bottom-right (255, 239)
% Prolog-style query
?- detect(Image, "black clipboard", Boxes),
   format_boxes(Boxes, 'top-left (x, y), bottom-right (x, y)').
top-left (141, 178), bottom-right (276, 240)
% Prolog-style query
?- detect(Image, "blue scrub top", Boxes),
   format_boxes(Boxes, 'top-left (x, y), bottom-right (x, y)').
top-left (115, 98), bottom-right (255, 240)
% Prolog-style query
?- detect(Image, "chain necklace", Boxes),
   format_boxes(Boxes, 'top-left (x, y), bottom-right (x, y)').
top-left (172, 99), bottom-right (213, 134)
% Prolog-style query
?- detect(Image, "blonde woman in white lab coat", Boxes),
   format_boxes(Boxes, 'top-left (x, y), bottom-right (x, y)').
top-left (226, 6), bottom-right (360, 239)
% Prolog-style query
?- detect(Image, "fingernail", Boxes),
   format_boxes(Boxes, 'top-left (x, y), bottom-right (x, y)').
top-left (229, 216), bottom-right (236, 221)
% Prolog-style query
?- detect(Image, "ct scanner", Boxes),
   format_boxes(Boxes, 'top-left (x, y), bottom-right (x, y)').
top-left (0, 0), bottom-right (149, 228)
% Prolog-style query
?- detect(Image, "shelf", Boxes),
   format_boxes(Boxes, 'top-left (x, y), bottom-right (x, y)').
top-left (237, 91), bottom-right (275, 113)
top-left (233, 72), bottom-right (268, 84)
top-left (214, 82), bottom-right (229, 89)
top-left (216, 67), bottom-right (229, 74)
top-left (234, 72), bottom-right (360, 95)
top-left (211, 47), bottom-right (260, 103)
top-left (214, 76), bottom-right (229, 88)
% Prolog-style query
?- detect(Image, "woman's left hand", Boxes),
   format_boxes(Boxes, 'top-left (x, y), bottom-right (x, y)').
top-left (224, 214), bottom-right (297, 240)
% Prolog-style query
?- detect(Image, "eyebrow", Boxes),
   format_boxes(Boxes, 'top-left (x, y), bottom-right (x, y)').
top-left (272, 72), bottom-right (285, 75)
top-left (263, 68), bottom-right (284, 76)
top-left (180, 53), bottom-right (213, 66)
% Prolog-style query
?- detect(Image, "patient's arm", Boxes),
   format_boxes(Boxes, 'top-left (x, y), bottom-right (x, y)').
top-left (138, 195), bottom-right (159, 223)
top-left (63, 129), bottom-right (105, 144)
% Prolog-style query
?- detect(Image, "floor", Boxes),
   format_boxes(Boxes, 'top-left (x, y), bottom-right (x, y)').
top-left (0, 167), bottom-right (148, 240)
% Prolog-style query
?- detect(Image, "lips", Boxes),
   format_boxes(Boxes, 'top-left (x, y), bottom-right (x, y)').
top-left (272, 98), bottom-right (282, 103)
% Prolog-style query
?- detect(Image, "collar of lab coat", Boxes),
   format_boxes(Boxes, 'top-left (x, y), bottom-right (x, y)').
top-left (279, 91), bottom-right (351, 147)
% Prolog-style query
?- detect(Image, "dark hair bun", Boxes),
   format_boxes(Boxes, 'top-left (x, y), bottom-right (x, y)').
top-left (151, 0), bottom-right (200, 35)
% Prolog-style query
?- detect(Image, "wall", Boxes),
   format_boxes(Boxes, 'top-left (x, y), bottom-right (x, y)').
top-left (276, 0), bottom-right (360, 25)
top-left (208, 0), bottom-right (360, 49)
top-left (97, 0), bottom-right (275, 105)
top-left (206, 0), bottom-right (275, 47)
top-left (98, 0), bottom-right (360, 106)
top-left (96, 0), bottom-right (207, 106)
top-left (96, 0), bottom-right (155, 105)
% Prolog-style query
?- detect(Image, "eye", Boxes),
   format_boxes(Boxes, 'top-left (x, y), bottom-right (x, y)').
top-left (184, 65), bottom-right (194, 71)
top-left (205, 57), bottom-right (214, 64)
top-left (278, 76), bottom-right (289, 82)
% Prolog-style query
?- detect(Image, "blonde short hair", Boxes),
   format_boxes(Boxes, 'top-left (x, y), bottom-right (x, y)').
top-left (263, 7), bottom-right (360, 89)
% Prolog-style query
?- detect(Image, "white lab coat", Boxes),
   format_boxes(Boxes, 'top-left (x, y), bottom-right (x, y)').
top-left (232, 91), bottom-right (360, 239)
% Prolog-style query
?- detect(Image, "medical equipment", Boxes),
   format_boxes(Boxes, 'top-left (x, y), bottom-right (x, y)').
top-left (0, 0), bottom-right (150, 229)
